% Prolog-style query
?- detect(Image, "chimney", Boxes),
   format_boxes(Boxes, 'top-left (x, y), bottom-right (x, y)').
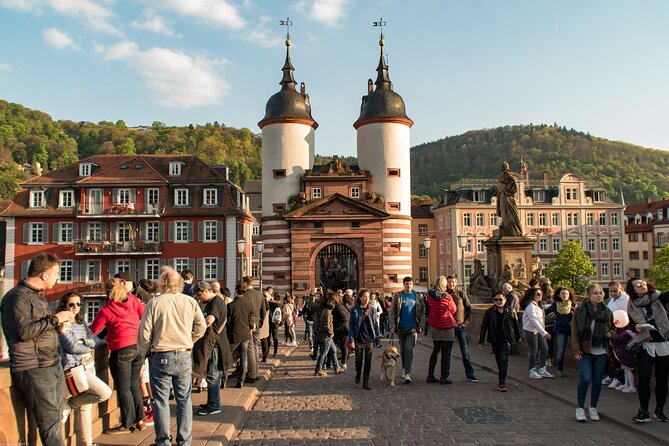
top-left (543, 171), bottom-right (548, 188)
top-left (647, 197), bottom-right (652, 204)
top-left (212, 165), bottom-right (229, 180)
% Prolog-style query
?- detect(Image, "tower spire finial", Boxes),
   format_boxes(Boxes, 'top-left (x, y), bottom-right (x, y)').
top-left (372, 18), bottom-right (391, 89)
top-left (278, 17), bottom-right (296, 89)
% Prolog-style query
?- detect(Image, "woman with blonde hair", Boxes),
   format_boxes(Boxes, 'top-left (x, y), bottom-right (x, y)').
top-left (425, 276), bottom-right (457, 384)
top-left (283, 294), bottom-right (297, 346)
top-left (90, 277), bottom-right (146, 434)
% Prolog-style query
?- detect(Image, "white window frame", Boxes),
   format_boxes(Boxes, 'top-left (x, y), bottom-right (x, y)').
top-left (116, 189), bottom-right (131, 205)
top-left (418, 224), bottom-right (427, 236)
top-left (85, 260), bottom-right (100, 283)
top-left (59, 260), bottom-right (73, 283)
top-left (174, 258), bottom-right (189, 273)
top-left (312, 187), bottom-right (322, 199)
top-left (59, 222), bottom-right (74, 244)
top-left (593, 191), bottom-right (606, 203)
top-left (586, 213), bottom-right (595, 226)
top-left (472, 190), bottom-right (485, 203)
top-left (539, 238), bottom-right (548, 252)
top-left (87, 222), bottom-right (102, 242)
top-left (117, 222), bottom-right (131, 242)
top-left (204, 188), bottom-right (218, 206)
top-left (169, 162), bottom-right (182, 176)
top-left (601, 263), bottom-right (609, 276)
top-left (612, 237), bottom-right (620, 252)
top-left (85, 301), bottom-right (101, 324)
top-left (600, 238), bottom-right (609, 252)
top-left (552, 213), bottom-right (560, 226)
top-left (79, 163), bottom-right (91, 177)
top-left (252, 224), bottom-right (260, 236)
top-left (526, 213), bottom-right (535, 226)
top-left (463, 213), bottom-right (472, 227)
top-left (552, 238), bottom-right (561, 252)
top-left (203, 257), bottom-right (218, 281)
top-left (613, 262), bottom-right (621, 277)
top-left (476, 213), bottom-right (485, 227)
top-left (533, 190), bottom-right (546, 203)
top-left (146, 221), bottom-right (160, 242)
top-left (588, 238), bottom-right (596, 252)
top-left (146, 259), bottom-right (160, 280)
top-left (611, 212), bottom-right (619, 226)
top-left (115, 259), bottom-right (131, 275)
top-left (490, 214), bottom-right (499, 226)
top-left (30, 190), bottom-right (45, 209)
top-left (477, 240), bottom-right (484, 253)
top-left (350, 187), bottom-right (360, 199)
top-left (419, 244), bottom-right (427, 258)
top-left (175, 221), bottom-right (189, 243)
top-left (29, 222), bottom-right (45, 244)
top-left (565, 188), bottom-right (578, 201)
top-left (175, 189), bottom-right (189, 207)
top-left (599, 213), bottom-right (608, 226)
top-left (539, 213), bottom-right (547, 226)
top-left (59, 190), bottom-right (74, 208)
top-left (203, 221), bottom-right (218, 242)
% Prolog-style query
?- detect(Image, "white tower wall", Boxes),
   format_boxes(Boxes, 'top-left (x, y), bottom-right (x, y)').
top-left (261, 122), bottom-right (315, 216)
top-left (357, 122), bottom-right (411, 216)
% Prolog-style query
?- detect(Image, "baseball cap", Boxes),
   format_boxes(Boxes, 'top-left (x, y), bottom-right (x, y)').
top-left (191, 281), bottom-right (212, 296)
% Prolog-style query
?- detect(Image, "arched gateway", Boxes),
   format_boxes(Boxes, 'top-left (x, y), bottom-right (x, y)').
top-left (315, 243), bottom-right (358, 291)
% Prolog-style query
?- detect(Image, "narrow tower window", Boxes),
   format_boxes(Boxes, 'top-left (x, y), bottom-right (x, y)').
top-left (387, 168), bottom-right (401, 177)
top-left (273, 169), bottom-right (286, 178)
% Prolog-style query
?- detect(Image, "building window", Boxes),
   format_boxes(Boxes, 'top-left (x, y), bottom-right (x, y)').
top-left (552, 238), bottom-right (561, 252)
top-left (533, 190), bottom-right (546, 203)
top-left (272, 169), bottom-right (286, 179)
top-left (611, 213), bottom-right (619, 226)
top-left (388, 274), bottom-right (398, 283)
top-left (116, 189), bottom-right (131, 205)
top-left (312, 187), bottom-right (322, 199)
top-left (388, 242), bottom-right (401, 252)
top-left (147, 188), bottom-right (160, 210)
top-left (612, 237), bottom-right (620, 251)
top-left (87, 222), bottom-right (102, 242)
top-left (388, 202), bottom-right (401, 211)
top-left (203, 258), bottom-right (218, 281)
top-left (593, 191), bottom-right (606, 202)
top-left (80, 163), bottom-right (92, 177)
top-left (477, 240), bottom-right (484, 253)
top-left (643, 251), bottom-right (649, 260)
top-left (204, 188), bottom-right (218, 206)
top-left (630, 268), bottom-right (640, 277)
top-left (59, 222), bottom-right (74, 243)
top-left (60, 190), bottom-right (74, 208)
top-left (169, 162), bottom-right (182, 176)
top-left (613, 262), bottom-right (621, 277)
top-left (314, 222), bottom-right (323, 229)
top-left (565, 188), bottom-right (578, 201)
top-left (567, 213), bottom-right (579, 226)
top-left (418, 224), bottom-right (427, 236)
top-left (446, 240), bottom-right (451, 253)
top-left (539, 238), bottom-right (548, 252)
top-left (30, 190), bottom-right (45, 208)
top-left (85, 301), bottom-right (101, 324)
top-left (466, 240), bottom-right (473, 253)
top-left (85, 260), bottom-right (100, 283)
top-left (174, 258), bottom-right (189, 273)
top-left (526, 213), bottom-right (535, 226)
top-left (274, 273), bottom-right (286, 281)
top-left (600, 239), bottom-right (608, 252)
top-left (464, 264), bottom-right (472, 280)
top-left (29, 222), bottom-right (45, 244)
top-left (472, 190), bottom-right (485, 203)
top-left (476, 213), bottom-right (485, 227)
top-left (350, 187), bottom-right (360, 199)
top-left (588, 238), bottom-right (596, 252)
top-left (586, 213), bottom-right (595, 226)
top-left (273, 203), bottom-right (286, 213)
top-left (463, 213), bottom-right (472, 227)
top-left (599, 213), bottom-right (607, 226)
top-left (629, 233), bottom-right (638, 242)
top-left (601, 263), bottom-right (609, 276)
top-left (59, 260), bottom-right (73, 283)
top-left (490, 214), bottom-right (498, 226)
top-left (419, 267), bottom-right (428, 281)
top-left (117, 222), bottom-right (131, 242)
top-left (419, 244), bottom-right (427, 258)
top-left (387, 168), bottom-right (400, 177)
top-left (438, 215), bottom-right (443, 230)
top-left (539, 213), bottom-right (547, 226)
top-left (552, 213), bottom-right (560, 226)
top-left (445, 215), bottom-right (451, 229)
top-left (175, 221), bottom-right (189, 242)
top-left (115, 259), bottom-right (130, 275)
top-left (251, 265), bottom-right (259, 278)
top-left (175, 189), bottom-right (189, 207)
top-left (630, 251), bottom-right (640, 260)
top-left (203, 221), bottom-right (218, 242)
top-left (642, 233), bottom-right (648, 242)
top-left (252, 224), bottom-right (260, 236)
top-left (439, 239), bottom-right (443, 254)
top-left (145, 259), bottom-right (160, 280)
top-left (146, 221), bottom-right (160, 242)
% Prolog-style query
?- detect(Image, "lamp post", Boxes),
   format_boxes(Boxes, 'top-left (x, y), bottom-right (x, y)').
top-left (256, 241), bottom-right (264, 290)
top-left (457, 234), bottom-right (468, 289)
top-left (236, 239), bottom-right (247, 281)
top-left (423, 237), bottom-right (432, 288)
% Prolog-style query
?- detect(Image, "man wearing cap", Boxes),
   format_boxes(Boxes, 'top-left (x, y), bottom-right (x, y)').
top-left (191, 282), bottom-right (232, 416)
top-left (115, 271), bottom-right (153, 303)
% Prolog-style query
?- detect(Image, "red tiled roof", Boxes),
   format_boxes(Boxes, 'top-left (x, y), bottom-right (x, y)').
top-left (625, 198), bottom-right (669, 215)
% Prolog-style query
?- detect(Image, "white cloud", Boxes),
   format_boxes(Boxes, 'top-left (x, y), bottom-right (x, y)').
top-left (42, 27), bottom-right (79, 50)
top-left (0, 0), bottom-right (38, 11)
top-left (310, 0), bottom-right (348, 27)
top-left (0, 62), bottom-right (13, 71)
top-left (132, 11), bottom-right (181, 37)
top-left (157, 0), bottom-right (246, 30)
top-left (96, 41), bottom-right (229, 108)
top-left (242, 16), bottom-right (281, 47)
top-left (46, 0), bottom-right (121, 35)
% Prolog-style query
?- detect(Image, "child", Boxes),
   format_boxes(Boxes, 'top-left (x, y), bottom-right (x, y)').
top-left (611, 309), bottom-right (637, 394)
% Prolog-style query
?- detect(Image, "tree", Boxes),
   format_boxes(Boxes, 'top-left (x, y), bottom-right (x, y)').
top-left (543, 240), bottom-right (596, 295)
top-left (647, 244), bottom-right (669, 290)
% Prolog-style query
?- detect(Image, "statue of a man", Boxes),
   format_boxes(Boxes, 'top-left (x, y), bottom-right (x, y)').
top-left (496, 161), bottom-right (523, 237)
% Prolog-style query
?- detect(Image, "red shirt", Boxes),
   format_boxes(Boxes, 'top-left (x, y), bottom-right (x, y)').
top-left (89, 294), bottom-right (146, 351)
top-left (426, 290), bottom-right (457, 329)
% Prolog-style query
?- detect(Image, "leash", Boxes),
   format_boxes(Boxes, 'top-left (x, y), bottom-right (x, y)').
top-left (388, 333), bottom-right (396, 347)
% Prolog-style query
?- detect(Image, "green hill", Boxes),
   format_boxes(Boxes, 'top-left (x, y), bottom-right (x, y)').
top-left (411, 124), bottom-right (669, 204)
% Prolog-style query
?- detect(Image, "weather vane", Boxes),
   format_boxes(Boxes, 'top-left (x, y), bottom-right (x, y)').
top-left (373, 17), bottom-right (386, 39)
top-left (279, 17), bottom-right (293, 40)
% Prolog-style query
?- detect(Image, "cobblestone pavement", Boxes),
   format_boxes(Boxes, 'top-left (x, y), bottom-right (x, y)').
top-left (234, 338), bottom-right (661, 445)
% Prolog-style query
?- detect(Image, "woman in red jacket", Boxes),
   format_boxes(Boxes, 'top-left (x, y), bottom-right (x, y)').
top-left (90, 278), bottom-right (146, 434)
top-left (426, 275), bottom-right (457, 384)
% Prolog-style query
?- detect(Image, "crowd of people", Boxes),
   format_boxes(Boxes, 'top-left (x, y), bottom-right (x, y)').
top-left (1, 253), bottom-right (668, 446)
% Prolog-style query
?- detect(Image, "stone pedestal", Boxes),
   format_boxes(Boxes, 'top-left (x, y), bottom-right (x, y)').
top-left (483, 236), bottom-right (535, 293)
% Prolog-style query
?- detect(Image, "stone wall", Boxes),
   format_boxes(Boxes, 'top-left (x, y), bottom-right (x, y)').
top-left (0, 344), bottom-right (122, 446)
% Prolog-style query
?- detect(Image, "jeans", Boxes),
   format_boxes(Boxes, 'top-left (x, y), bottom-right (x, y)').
top-left (355, 345), bottom-right (373, 382)
top-left (493, 344), bottom-right (512, 384)
top-left (429, 340), bottom-right (453, 379)
top-left (444, 327), bottom-right (476, 379)
top-left (109, 345), bottom-right (145, 428)
top-left (230, 340), bottom-right (249, 385)
top-left (316, 337), bottom-right (340, 372)
top-left (524, 330), bottom-right (547, 370)
top-left (334, 332), bottom-right (349, 365)
top-left (304, 321), bottom-right (314, 348)
top-left (149, 351), bottom-right (193, 446)
top-left (636, 349), bottom-right (669, 412)
top-left (12, 363), bottom-right (65, 446)
top-left (269, 325), bottom-right (279, 355)
top-left (398, 332), bottom-right (417, 375)
top-left (285, 322), bottom-right (296, 344)
top-left (576, 353), bottom-right (608, 409)
top-left (68, 367), bottom-right (113, 446)
top-left (205, 346), bottom-right (221, 411)
top-left (554, 332), bottom-right (570, 372)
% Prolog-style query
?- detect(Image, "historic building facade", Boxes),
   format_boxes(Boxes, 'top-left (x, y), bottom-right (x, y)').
top-left (1, 154), bottom-right (253, 318)
top-left (624, 198), bottom-right (669, 279)
top-left (432, 161), bottom-right (626, 289)
top-left (259, 35), bottom-right (413, 296)
top-left (411, 198), bottom-right (437, 288)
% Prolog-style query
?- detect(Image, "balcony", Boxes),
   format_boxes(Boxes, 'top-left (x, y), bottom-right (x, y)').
top-left (75, 240), bottom-right (163, 256)
top-left (76, 203), bottom-right (161, 218)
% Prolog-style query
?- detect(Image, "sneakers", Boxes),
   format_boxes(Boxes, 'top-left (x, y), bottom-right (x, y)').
top-left (466, 376), bottom-right (479, 383)
top-left (537, 366), bottom-right (554, 378)
top-left (143, 409), bottom-right (154, 426)
top-left (197, 407), bottom-right (222, 416)
top-left (315, 370), bottom-right (327, 376)
top-left (622, 386), bottom-right (637, 394)
top-left (608, 378), bottom-right (621, 389)
top-left (602, 377), bottom-right (613, 385)
top-left (404, 374), bottom-right (412, 384)
top-left (588, 407), bottom-right (600, 421)
top-left (529, 368), bottom-right (543, 379)
top-left (335, 367), bottom-right (345, 374)
top-left (400, 372), bottom-right (407, 380)
top-left (632, 409), bottom-right (651, 423)
top-left (439, 377), bottom-right (452, 385)
top-left (655, 409), bottom-right (668, 422)
top-left (616, 384), bottom-right (626, 391)
top-left (426, 376), bottom-right (439, 384)
top-left (498, 383), bottom-right (507, 392)
top-left (575, 408), bottom-right (586, 422)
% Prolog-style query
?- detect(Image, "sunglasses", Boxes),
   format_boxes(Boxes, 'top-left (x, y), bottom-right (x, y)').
top-left (68, 302), bottom-right (82, 308)
top-left (633, 282), bottom-right (647, 288)
top-left (493, 298), bottom-right (504, 302)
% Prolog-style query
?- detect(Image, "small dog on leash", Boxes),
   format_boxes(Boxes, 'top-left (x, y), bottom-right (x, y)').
top-left (380, 345), bottom-right (400, 386)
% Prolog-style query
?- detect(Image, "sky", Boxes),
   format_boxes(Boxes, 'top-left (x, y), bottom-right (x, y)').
top-left (1, 0), bottom-right (668, 156)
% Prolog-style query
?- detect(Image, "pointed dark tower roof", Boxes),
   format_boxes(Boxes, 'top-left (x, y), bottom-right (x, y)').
top-left (354, 36), bottom-right (413, 129)
top-left (259, 36), bottom-right (318, 129)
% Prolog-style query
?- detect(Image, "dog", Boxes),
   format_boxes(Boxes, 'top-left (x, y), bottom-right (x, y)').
top-left (380, 345), bottom-right (400, 386)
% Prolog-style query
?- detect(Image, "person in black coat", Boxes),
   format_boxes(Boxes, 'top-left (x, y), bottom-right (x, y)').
top-left (479, 291), bottom-right (521, 392)
top-left (333, 293), bottom-right (351, 368)
top-left (226, 287), bottom-right (254, 388)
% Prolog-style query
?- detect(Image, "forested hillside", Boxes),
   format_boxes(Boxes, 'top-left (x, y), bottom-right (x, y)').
top-left (411, 124), bottom-right (669, 204)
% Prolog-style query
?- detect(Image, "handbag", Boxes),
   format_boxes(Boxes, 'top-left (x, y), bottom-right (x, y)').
top-left (65, 364), bottom-right (89, 396)
top-left (345, 339), bottom-right (355, 351)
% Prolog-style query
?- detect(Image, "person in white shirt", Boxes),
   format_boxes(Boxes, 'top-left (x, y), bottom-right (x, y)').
top-left (520, 288), bottom-right (553, 379)
top-left (606, 281), bottom-right (629, 314)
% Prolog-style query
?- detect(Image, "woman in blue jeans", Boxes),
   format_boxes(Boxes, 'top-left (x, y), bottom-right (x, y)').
top-left (545, 287), bottom-right (576, 377)
top-left (315, 293), bottom-right (344, 376)
top-left (571, 283), bottom-right (614, 422)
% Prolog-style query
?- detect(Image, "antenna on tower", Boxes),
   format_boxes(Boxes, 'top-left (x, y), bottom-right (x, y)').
top-left (280, 17), bottom-right (293, 41)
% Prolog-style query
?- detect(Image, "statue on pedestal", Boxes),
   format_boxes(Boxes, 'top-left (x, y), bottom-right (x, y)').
top-left (496, 161), bottom-right (523, 237)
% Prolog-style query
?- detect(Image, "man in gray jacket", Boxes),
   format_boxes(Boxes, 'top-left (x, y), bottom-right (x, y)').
top-left (1, 254), bottom-right (74, 446)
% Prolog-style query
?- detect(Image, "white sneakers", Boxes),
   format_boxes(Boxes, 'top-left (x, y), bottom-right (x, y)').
top-left (529, 368), bottom-right (543, 379)
top-left (607, 378), bottom-right (621, 389)
top-left (602, 377), bottom-right (612, 385)
top-left (576, 407), bottom-right (600, 422)
top-left (537, 366), bottom-right (554, 378)
top-left (404, 373), bottom-right (412, 384)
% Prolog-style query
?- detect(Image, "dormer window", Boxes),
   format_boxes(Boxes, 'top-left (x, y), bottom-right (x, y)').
top-left (203, 188), bottom-right (218, 206)
top-left (593, 191), bottom-right (606, 203)
top-left (175, 188), bottom-right (189, 207)
top-left (312, 188), bottom-right (322, 199)
top-left (169, 162), bottom-right (182, 176)
top-left (533, 190), bottom-right (546, 203)
top-left (30, 190), bottom-right (45, 208)
top-left (472, 190), bottom-right (485, 203)
top-left (79, 163), bottom-right (92, 177)
top-left (59, 190), bottom-right (74, 208)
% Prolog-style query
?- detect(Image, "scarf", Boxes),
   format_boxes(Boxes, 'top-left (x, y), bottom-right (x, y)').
top-left (557, 300), bottom-right (572, 315)
top-left (627, 291), bottom-right (669, 348)
top-left (576, 299), bottom-right (611, 348)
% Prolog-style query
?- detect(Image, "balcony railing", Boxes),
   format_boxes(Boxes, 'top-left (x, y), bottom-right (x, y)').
top-left (74, 240), bottom-right (162, 255)
top-left (76, 203), bottom-right (161, 218)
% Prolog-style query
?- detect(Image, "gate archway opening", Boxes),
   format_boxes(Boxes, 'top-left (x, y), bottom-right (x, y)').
top-left (315, 243), bottom-right (358, 291)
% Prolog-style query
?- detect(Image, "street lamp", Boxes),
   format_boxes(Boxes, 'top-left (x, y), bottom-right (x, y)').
top-left (236, 239), bottom-right (247, 280)
top-left (256, 241), bottom-right (264, 290)
top-left (457, 234), bottom-right (468, 288)
top-left (423, 237), bottom-right (432, 288)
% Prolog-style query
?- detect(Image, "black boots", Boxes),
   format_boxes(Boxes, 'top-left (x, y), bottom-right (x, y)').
top-left (355, 370), bottom-right (361, 384)
top-left (362, 377), bottom-right (371, 390)
top-left (426, 375), bottom-right (438, 384)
